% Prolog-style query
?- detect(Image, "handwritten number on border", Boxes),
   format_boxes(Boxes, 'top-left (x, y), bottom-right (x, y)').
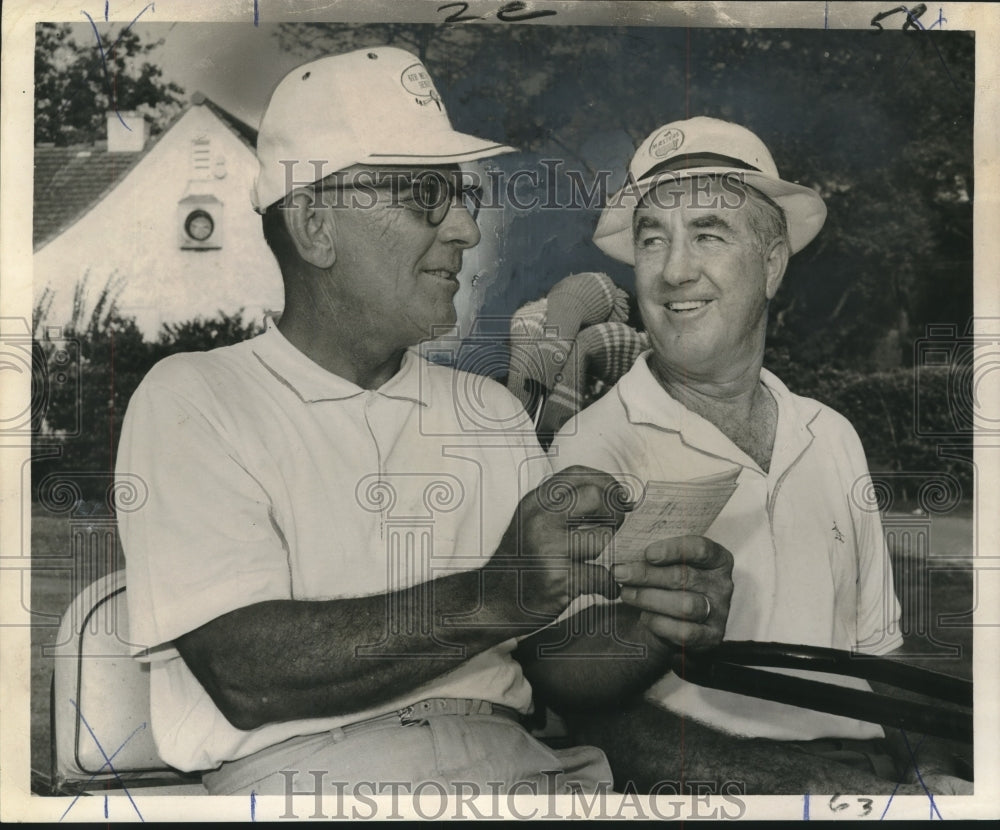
top-left (438, 2), bottom-right (482, 23)
top-left (438, 1), bottom-right (557, 24)
top-left (870, 4), bottom-right (928, 32)
top-left (828, 794), bottom-right (875, 817)
top-left (497, 1), bottom-right (557, 21)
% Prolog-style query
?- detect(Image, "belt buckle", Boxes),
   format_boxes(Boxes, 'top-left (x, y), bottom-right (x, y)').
top-left (398, 704), bottom-right (421, 726)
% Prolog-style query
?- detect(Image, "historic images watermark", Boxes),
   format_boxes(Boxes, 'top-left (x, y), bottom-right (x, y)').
top-left (274, 161), bottom-right (750, 214)
top-left (277, 772), bottom-right (748, 820)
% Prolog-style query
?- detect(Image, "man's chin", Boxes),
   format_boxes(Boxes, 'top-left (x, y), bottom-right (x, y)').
top-left (416, 311), bottom-right (459, 344)
top-left (650, 345), bottom-right (721, 381)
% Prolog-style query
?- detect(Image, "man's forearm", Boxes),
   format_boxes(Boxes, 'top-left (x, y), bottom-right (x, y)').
top-left (176, 567), bottom-right (554, 730)
top-left (175, 465), bottom-right (633, 731)
top-left (515, 603), bottom-right (676, 711)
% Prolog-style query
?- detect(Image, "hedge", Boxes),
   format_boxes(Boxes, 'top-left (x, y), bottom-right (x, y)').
top-left (764, 352), bottom-right (973, 500)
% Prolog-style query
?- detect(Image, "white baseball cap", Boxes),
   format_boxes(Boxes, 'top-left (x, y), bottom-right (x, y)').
top-left (252, 46), bottom-right (515, 211)
top-left (593, 116), bottom-right (827, 264)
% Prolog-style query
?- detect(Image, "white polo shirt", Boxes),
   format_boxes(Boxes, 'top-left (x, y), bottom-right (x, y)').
top-left (116, 324), bottom-right (550, 771)
top-left (550, 354), bottom-right (903, 740)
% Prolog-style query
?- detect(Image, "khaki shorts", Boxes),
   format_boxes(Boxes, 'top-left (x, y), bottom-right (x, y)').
top-left (203, 706), bottom-right (613, 796)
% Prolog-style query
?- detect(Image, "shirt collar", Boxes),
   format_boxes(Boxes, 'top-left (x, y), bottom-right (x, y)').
top-left (250, 320), bottom-right (427, 405)
top-left (760, 367), bottom-right (822, 475)
top-left (618, 352), bottom-right (692, 429)
top-left (619, 352), bottom-right (822, 473)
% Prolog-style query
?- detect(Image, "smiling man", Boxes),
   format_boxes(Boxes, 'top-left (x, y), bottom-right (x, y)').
top-left (115, 52), bottom-right (736, 798)
top-left (547, 117), bottom-right (972, 794)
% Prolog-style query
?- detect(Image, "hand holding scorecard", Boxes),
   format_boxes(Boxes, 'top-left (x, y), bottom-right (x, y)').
top-left (601, 469), bottom-right (740, 566)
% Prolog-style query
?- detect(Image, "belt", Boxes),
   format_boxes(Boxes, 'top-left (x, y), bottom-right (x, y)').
top-left (340, 698), bottom-right (523, 736)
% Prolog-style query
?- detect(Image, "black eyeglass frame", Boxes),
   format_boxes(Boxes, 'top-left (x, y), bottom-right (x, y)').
top-left (308, 169), bottom-right (484, 227)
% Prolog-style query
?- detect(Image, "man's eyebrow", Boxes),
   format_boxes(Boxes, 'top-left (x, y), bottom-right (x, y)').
top-left (689, 214), bottom-right (734, 232)
top-left (633, 215), bottom-right (662, 235)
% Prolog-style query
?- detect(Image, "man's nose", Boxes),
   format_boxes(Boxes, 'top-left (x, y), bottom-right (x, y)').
top-left (438, 199), bottom-right (482, 249)
top-left (660, 240), bottom-right (697, 286)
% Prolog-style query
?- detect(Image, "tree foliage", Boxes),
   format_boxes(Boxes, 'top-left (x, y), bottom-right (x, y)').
top-left (32, 279), bottom-right (263, 502)
top-left (34, 22), bottom-right (185, 146)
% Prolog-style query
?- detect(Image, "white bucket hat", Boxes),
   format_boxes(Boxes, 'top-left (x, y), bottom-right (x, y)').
top-left (252, 46), bottom-right (515, 211)
top-left (593, 117), bottom-right (827, 264)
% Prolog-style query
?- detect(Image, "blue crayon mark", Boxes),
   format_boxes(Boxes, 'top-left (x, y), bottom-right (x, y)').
top-left (104, 794), bottom-right (109, 818)
top-left (879, 782), bottom-right (900, 819)
top-left (929, 7), bottom-right (947, 28)
top-left (880, 731), bottom-right (947, 820)
top-left (59, 700), bottom-right (146, 822)
top-left (251, 790), bottom-right (257, 821)
top-left (887, 5), bottom-right (962, 99)
top-left (901, 731), bottom-right (943, 820)
top-left (80, 2), bottom-right (157, 130)
top-left (254, 0), bottom-right (259, 26)
top-left (803, 791), bottom-right (810, 820)
top-left (104, 1), bottom-right (109, 22)
top-left (824, 1), bottom-right (829, 29)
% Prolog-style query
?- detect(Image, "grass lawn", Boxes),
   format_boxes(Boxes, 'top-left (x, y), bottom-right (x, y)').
top-left (30, 502), bottom-right (125, 791)
top-left (27, 502), bottom-right (977, 793)
top-left (882, 511), bottom-right (974, 676)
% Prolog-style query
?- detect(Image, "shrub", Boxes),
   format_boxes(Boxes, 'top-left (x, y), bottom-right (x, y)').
top-left (765, 348), bottom-right (973, 498)
top-left (32, 291), bottom-right (264, 504)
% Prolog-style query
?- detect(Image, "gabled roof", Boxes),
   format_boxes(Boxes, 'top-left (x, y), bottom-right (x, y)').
top-left (33, 147), bottom-right (146, 251)
top-left (33, 95), bottom-right (258, 251)
top-left (194, 92), bottom-right (259, 151)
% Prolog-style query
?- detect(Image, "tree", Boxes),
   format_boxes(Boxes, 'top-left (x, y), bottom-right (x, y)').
top-left (34, 22), bottom-right (185, 146)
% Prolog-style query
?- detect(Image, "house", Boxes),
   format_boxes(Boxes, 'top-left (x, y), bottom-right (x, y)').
top-left (33, 94), bottom-right (284, 338)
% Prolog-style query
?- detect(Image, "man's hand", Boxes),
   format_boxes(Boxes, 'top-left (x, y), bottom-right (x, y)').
top-left (612, 535), bottom-right (733, 651)
top-left (513, 526), bottom-right (732, 712)
top-left (484, 465), bottom-right (629, 622)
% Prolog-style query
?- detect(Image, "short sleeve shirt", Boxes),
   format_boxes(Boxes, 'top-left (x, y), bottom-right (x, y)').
top-left (116, 324), bottom-right (552, 771)
top-left (549, 354), bottom-right (903, 740)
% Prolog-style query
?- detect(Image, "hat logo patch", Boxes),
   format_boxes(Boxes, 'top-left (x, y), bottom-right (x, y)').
top-left (649, 127), bottom-right (684, 158)
top-left (401, 63), bottom-right (443, 111)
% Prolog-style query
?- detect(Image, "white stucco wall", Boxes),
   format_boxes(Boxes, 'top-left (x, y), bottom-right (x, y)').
top-left (34, 105), bottom-right (284, 338)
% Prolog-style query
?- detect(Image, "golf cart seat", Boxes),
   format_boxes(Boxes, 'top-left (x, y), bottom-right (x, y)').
top-left (50, 569), bottom-right (206, 795)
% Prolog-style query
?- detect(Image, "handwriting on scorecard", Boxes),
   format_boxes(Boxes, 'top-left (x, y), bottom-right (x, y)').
top-left (601, 469), bottom-right (740, 566)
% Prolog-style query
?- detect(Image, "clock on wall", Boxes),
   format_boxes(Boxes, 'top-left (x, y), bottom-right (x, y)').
top-left (178, 194), bottom-right (223, 249)
top-left (184, 209), bottom-right (215, 242)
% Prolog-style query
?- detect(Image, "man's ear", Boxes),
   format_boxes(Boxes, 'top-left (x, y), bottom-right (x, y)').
top-left (764, 237), bottom-right (789, 300)
top-left (283, 189), bottom-right (337, 269)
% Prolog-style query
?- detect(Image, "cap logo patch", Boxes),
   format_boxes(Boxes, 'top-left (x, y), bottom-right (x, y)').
top-left (401, 63), bottom-right (443, 111)
top-left (649, 127), bottom-right (684, 158)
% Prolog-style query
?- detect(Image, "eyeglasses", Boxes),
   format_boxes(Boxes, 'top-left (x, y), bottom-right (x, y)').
top-left (311, 170), bottom-right (484, 227)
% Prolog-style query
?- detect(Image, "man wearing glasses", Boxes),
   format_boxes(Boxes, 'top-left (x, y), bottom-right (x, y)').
top-left (115, 47), bottom-right (735, 797)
